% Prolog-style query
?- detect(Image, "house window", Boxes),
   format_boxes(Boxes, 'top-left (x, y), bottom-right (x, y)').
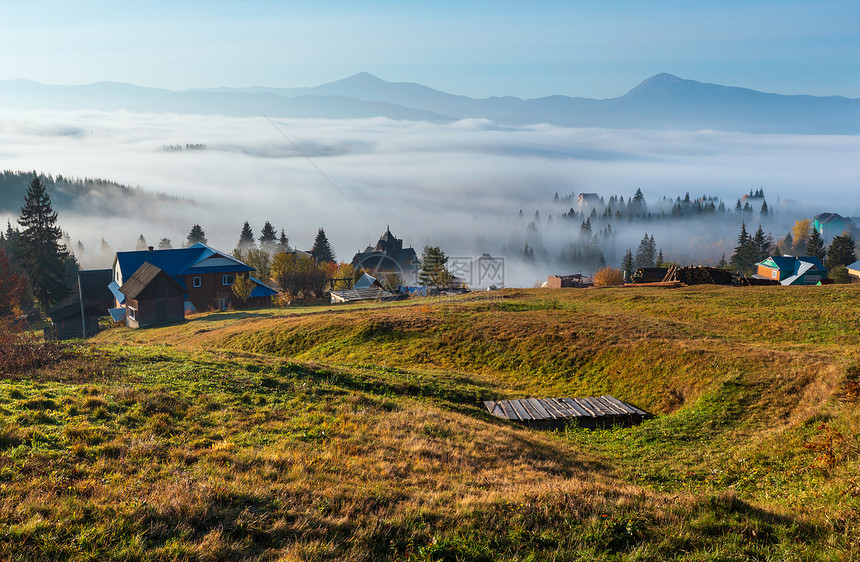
top-left (222, 274), bottom-right (234, 286)
top-left (771, 269), bottom-right (778, 279)
top-left (128, 307), bottom-right (137, 321)
top-left (193, 276), bottom-right (202, 288)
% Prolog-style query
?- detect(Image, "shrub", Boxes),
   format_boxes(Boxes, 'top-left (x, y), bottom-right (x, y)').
top-left (593, 267), bottom-right (625, 287)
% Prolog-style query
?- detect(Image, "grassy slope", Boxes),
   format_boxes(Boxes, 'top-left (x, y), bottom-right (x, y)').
top-left (2, 286), bottom-right (859, 560)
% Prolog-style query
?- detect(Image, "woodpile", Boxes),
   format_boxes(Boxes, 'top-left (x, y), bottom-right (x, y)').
top-left (662, 265), bottom-right (735, 285)
top-left (631, 268), bottom-right (669, 283)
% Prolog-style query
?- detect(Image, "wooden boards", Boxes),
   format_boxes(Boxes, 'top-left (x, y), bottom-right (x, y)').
top-left (483, 395), bottom-right (650, 429)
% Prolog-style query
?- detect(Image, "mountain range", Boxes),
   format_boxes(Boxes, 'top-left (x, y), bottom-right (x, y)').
top-left (1, 73), bottom-right (857, 134)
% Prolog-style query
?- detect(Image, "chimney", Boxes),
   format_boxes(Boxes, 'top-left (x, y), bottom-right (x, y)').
top-left (148, 246), bottom-right (154, 252)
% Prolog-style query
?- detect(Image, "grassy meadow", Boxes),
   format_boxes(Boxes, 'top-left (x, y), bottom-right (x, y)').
top-left (2, 285), bottom-right (859, 560)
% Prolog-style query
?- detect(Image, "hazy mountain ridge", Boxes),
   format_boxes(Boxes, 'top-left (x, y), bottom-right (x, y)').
top-left (1, 73), bottom-right (857, 133)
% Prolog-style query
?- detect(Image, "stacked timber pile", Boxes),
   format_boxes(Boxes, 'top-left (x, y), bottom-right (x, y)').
top-left (736, 276), bottom-right (780, 286)
top-left (631, 268), bottom-right (669, 283)
top-left (662, 265), bottom-right (735, 285)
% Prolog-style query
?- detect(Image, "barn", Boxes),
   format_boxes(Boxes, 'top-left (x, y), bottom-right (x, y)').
top-left (119, 262), bottom-right (186, 328)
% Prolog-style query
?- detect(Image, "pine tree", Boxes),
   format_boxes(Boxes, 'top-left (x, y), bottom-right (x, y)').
top-left (278, 229), bottom-right (291, 252)
top-left (730, 222), bottom-right (757, 274)
top-left (135, 234), bottom-right (148, 250)
top-left (806, 229), bottom-right (826, 261)
top-left (656, 249), bottom-right (664, 267)
top-left (238, 221), bottom-right (256, 251)
top-left (635, 233), bottom-right (656, 269)
top-left (752, 225), bottom-right (771, 263)
top-left (186, 224), bottom-right (207, 246)
top-left (310, 228), bottom-right (336, 263)
top-left (760, 199), bottom-right (769, 217)
top-left (16, 175), bottom-right (70, 308)
top-left (259, 222), bottom-right (277, 251)
top-left (418, 246), bottom-right (452, 287)
top-left (621, 249), bottom-right (634, 281)
top-left (825, 233), bottom-right (856, 271)
top-left (158, 238), bottom-right (173, 250)
top-left (718, 254), bottom-right (728, 268)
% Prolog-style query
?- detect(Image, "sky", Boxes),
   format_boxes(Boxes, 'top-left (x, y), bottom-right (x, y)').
top-left (2, 0), bottom-right (859, 99)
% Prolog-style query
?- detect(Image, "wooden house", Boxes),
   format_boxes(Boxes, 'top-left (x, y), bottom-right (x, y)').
top-left (755, 256), bottom-right (827, 285)
top-left (847, 260), bottom-right (860, 283)
top-left (111, 243), bottom-right (256, 314)
top-left (46, 269), bottom-right (114, 340)
top-left (813, 213), bottom-right (857, 243)
top-left (119, 262), bottom-right (186, 328)
top-left (351, 228), bottom-right (420, 285)
top-left (546, 274), bottom-right (593, 288)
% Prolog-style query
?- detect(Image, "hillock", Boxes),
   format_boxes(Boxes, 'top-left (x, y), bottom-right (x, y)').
top-left (2, 286), bottom-right (859, 559)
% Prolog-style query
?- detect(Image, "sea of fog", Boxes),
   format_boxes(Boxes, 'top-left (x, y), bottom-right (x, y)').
top-left (1, 110), bottom-right (858, 286)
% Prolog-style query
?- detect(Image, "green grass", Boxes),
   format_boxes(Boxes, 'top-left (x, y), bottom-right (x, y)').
top-left (2, 285), bottom-right (859, 559)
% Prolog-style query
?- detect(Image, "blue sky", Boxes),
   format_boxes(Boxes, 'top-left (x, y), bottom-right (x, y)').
top-left (2, 0), bottom-right (859, 98)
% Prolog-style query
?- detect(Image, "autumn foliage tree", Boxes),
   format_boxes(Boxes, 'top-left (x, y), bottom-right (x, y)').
top-left (0, 250), bottom-right (26, 317)
top-left (593, 267), bottom-right (625, 287)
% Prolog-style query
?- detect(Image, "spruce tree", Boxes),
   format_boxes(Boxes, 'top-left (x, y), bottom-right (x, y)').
top-left (158, 238), bottom-right (173, 250)
top-left (259, 222), bottom-right (277, 251)
top-left (16, 175), bottom-right (70, 308)
top-left (621, 249), bottom-right (634, 280)
top-left (730, 222), bottom-right (757, 274)
top-left (238, 221), bottom-right (256, 251)
top-left (825, 233), bottom-right (856, 271)
top-left (135, 234), bottom-right (148, 250)
top-left (418, 246), bottom-right (452, 287)
top-left (310, 228), bottom-right (335, 263)
top-left (806, 229), bottom-right (826, 261)
top-left (186, 224), bottom-right (207, 246)
top-left (278, 229), bottom-right (291, 252)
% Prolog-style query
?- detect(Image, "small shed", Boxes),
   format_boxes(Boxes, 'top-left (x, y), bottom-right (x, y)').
top-left (47, 301), bottom-right (104, 340)
top-left (484, 395), bottom-right (650, 429)
top-left (120, 262), bottom-right (186, 328)
top-left (246, 277), bottom-right (278, 308)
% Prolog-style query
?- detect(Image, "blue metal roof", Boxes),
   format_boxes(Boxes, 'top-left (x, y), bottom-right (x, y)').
top-left (108, 281), bottom-right (125, 305)
top-left (848, 260), bottom-right (860, 271)
top-left (115, 243), bottom-right (252, 288)
top-left (249, 277), bottom-right (278, 298)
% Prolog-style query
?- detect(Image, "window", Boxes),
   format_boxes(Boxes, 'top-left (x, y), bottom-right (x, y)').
top-left (193, 276), bottom-right (202, 288)
top-left (222, 274), bottom-right (234, 286)
top-left (771, 269), bottom-right (778, 279)
top-left (128, 307), bottom-right (136, 320)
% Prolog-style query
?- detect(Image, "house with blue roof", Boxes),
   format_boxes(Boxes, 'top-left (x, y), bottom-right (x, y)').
top-left (111, 243), bottom-right (278, 318)
top-left (755, 255), bottom-right (828, 286)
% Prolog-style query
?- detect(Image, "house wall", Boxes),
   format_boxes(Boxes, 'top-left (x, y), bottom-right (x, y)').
top-left (756, 265), bottom-right (781, 281)
top-left (53, 314), bottom-right (100, 339)
top-left (183, 272), bottom-right (241, 311)
top-left (126, 295), bottom-right (184, 328)
top-left (546, 276), bottom-right (563, 289)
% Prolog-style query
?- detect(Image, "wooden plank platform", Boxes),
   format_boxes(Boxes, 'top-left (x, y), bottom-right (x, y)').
top-left (483, 395), bottom-right (650, 429)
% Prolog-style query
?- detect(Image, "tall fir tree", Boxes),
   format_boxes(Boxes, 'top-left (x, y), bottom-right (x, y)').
top-left (825, 233), bottom-right (856, 271)
top-left (635, 233), bottom-right (656, 269)
top-left (621, 248), bottom-right (634, 281)
top-left (310, 228), bottom-right (336, 263)
top-left (806, 229), bottom-right (826, 261)
top-left (278, 229), bottom-right (291, 252)
top-left (238, 221), bottom-right (256, 251)
top-left (186, 224), bottom-right (207, 246)
top-left (158, 238), bottom-right (173, 250)
top-left (730, 222), bottom-right (757, 274)
top-left (418, 246), bottom-right (453, 287)
top-left (16, 175), bottom-right (71, 308)
top-left (135, 234), bottom-right (148, 250)
top-left (259, 221), bottom-right (277, 251)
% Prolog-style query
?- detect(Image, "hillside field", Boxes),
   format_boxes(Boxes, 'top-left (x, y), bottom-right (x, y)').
top-left (2, 285), bottom-right (860, 560)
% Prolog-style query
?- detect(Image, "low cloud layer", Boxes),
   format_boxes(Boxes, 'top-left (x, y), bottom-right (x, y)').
top-left (1, 109), bottom-right (857, 285)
